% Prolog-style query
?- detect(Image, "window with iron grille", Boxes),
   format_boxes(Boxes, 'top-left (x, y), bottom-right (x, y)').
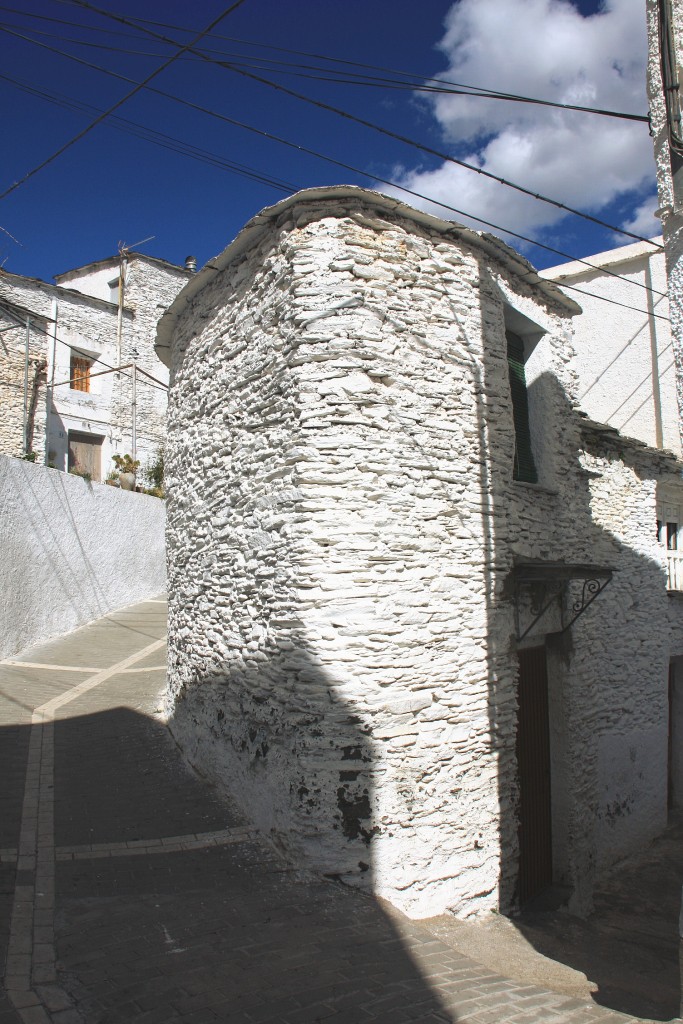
top-left (70, 354), bottom-right (92, 392)
top-left (506, 330), bottom-right (538, 484)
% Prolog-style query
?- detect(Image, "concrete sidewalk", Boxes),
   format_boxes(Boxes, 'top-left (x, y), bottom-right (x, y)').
top-left (0, 599), bottom-right (663, 1024)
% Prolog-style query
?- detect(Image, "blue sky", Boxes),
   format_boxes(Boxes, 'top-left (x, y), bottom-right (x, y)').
top-left (0, 0), bottom-right (657, 282)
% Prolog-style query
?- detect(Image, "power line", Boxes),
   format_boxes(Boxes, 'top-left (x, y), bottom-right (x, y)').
top-left (0, 72), bottom-right (297, 194)
top-left (61, 0), bottom-right (662, 249)
top-left (31, 3), bottom-right (648, 123)
top-left (0, 24), bottom-right (668, 308)
top-left (0, 298), bottom-right (169, 390)
top-left (0, 0), bottom-right (249, 201)
top-left (0, 15), bottom-right (650, 124)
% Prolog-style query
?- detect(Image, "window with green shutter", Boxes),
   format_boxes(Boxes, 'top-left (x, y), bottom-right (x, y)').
top-left (506, 330), bottom-right (538, 483)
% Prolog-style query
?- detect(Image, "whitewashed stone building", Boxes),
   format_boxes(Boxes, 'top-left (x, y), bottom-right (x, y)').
top-left (157, 186), bottom-right (683, 919)
top-left (0, 252), bottom-right (191, 479)
top-left (541, 238), bottom-right (675, 455)
top-left (541, 241), bottom-right (683, 590)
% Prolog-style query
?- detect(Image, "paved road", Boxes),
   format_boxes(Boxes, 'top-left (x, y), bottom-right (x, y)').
top-left (0, 600), bottom-right (661, 1024)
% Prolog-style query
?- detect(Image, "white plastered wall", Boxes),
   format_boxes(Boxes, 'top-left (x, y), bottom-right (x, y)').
top-left (0, 454), bottom-right (165, 659)
top-left (542, 242), bottom-right (678, 456)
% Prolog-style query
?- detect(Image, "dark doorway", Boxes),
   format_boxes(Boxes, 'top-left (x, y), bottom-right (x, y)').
top-left (516, 646), bottom-right (553, 904)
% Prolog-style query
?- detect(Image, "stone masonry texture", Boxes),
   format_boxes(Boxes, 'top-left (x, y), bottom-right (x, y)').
top-left (160, 187), bottom-right (682, 921)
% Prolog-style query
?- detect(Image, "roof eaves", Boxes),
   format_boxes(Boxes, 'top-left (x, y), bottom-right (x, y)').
top-left (155, 185), bottom-right (581, 366)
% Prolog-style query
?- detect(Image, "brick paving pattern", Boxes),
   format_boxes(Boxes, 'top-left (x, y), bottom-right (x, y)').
top-left (0, 600), bottom-right (663, 1023)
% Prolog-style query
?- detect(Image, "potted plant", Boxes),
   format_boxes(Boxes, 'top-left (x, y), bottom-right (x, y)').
top-left (112, 453), bottom-right (140, 491)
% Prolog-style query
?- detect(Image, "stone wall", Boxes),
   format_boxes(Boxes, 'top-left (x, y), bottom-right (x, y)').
top-left (0, 454), bottom-right (165, 659)
top-left (0, 257), bottom-right (188, 479)
top-left (109, 257), bottom-right (188, 470)
top-left (0, 307), bottom-right (47, 460)
top-left (161, 189), bottom-right (676, 919)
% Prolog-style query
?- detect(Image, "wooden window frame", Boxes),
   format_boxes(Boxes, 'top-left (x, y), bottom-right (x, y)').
top-left (70, 354), bottom-right (92, 393)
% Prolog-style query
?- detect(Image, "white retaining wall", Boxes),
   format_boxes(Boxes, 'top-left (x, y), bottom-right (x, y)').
top-left (0, 454), bottom-right (165, 658)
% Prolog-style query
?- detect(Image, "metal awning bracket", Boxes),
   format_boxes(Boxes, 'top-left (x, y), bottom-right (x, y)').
top-left (513, 562), bottom-right (614, 642)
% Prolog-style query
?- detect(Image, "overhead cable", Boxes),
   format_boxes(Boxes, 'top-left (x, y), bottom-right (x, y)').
top-left (0, 0), bottom-right (249, 201)
top-left (0, 72), bottom-right (297, 194)
top-left (32, 3), bottom-right (648, 122)
top-left (0, 24), bottom-right (667, 308)
top-left (0, 14), bottom-right (650, 123)
top-left (61, 0), bottom-right (662, 248)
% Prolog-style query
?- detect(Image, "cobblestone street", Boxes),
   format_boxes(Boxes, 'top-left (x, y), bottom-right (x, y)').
top-left (0, 600), bottom-right (669, 1023)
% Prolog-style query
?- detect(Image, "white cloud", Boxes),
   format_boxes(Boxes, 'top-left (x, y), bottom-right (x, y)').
top-left (382, 0), bottom-right (655, 247)
top-left (620, 193), bottom-right (661, 238)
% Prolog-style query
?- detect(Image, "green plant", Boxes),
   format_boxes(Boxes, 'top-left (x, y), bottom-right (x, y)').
top-left (69, 467), bottom-right (92, 482)
top-left (22, 451), bottom-right (37, 462)
top-left (145, 449), bottom-right (164, 490)
top-left (112, 453), bottom-right (140, 475)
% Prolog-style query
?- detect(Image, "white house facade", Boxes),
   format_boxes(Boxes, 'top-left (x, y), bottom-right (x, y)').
top-left (157, 186), bottom-right (683, 920)
top-left (0, 252), bottom-right (192, 481)
top-left (541, 238), bottom-right (676, 455)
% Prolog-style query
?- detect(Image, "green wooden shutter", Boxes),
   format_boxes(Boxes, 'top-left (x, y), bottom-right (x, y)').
top-left (506, 331), bottom-right (538, 483)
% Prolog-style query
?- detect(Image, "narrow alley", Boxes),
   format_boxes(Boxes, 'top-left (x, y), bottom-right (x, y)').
top-left (0, 600), bottom-right (674, 1024)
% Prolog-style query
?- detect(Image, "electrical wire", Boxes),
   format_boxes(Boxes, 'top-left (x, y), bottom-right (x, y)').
top-left (0, 16), bottom-right (651, 123)
top-left (0, 24), bottom-right (668, 310)
top-left (0, 72), bottom-right (297, 194)
top-left (24, 3), bottom-right (647, 123)
top-left (0, 0), bottom-right (250, 201)
top-left (60, 0), bottom-right (662, 249)
top-left (658, 0), bottom-right (683, 156)
top-left (0, 299), bottom-right (169, 390)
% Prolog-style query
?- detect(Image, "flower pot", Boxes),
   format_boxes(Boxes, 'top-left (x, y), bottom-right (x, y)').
top-left (119, 472), bottom-right (136, 491)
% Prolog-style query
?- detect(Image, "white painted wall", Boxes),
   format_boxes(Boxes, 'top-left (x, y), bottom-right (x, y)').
top-left (541, 241), bottom-right (678, 456)
top-left (160, 187), bottom-right (675, 920)
top-left (0, 454), bottom-right (166, 659)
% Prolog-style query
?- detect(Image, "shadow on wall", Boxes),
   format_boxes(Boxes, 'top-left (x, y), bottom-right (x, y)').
top-left (163, 261), bottom-right (671, 1019)
top-left (1, 459), bottom-right (109, 654)
top-left (0, 692), bottom-right (456, 1022)
top-left (480, 365), bottom-right (675, 1020)
top-left (0, 456), bottom-right (165, 659)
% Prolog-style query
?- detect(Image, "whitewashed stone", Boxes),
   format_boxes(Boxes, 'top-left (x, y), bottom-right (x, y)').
top-left (157, 186), bottom-right (681, 921)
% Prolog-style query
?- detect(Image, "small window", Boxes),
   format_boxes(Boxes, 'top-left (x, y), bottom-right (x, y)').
top-left (70, 354), bottom-right (92, 392)
top-left (668, 522), bottom-right (679, 551)
top-left (506, 330), bottom-right (538, 483)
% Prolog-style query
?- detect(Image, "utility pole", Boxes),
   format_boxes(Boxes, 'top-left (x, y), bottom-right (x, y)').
top-left (131, 347), bottom-right (138, 467)
top-left (647, 0), bottom-right (683, 451)
top-left (22, 316), bottom-right (30, 455)
top-left (116, 247), bottom-right (127, 371)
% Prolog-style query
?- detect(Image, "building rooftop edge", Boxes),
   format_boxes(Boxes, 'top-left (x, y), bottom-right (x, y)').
top-left (0, 268), bottom-right (131, 315)
top-left (580, 416), bottom-right (681, 468)
top-left (541, 235), bottom-right (664, 282)
top-left (55, 251), bottom-right (193, 281)
top-left (154, 185), bottom-right (582, 366)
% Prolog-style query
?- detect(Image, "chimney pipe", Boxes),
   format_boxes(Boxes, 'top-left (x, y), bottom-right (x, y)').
top-left (184, 255), bottom-right (197, 273)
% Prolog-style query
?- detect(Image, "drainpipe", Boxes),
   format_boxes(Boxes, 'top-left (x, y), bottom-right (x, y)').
top-left (45, 297), bottom-right (58, 466)
top-left (116, 253), bottom-right (127, 370)
top-left (131, 349), bottom-right (137, 468)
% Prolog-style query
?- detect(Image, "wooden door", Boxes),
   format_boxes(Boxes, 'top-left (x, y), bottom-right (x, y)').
top-left (516, 646), bottom-right (552, 904)
top-left (67, 431), bottom-right (102, 482)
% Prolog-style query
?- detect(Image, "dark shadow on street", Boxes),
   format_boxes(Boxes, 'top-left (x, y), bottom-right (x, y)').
top-left (0, 697), bottom-right (456, 1023)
